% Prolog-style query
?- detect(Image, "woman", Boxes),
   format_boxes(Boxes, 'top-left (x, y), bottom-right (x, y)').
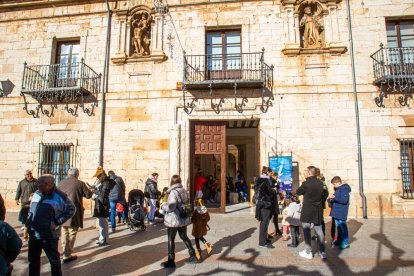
top-left (161, 175), bottom-right (197, 268)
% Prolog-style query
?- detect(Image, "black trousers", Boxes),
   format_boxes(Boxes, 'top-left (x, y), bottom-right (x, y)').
top-left (290, 225), bottom-right (300, 245)
top-left (272, 211), bottom-right (281, 233)
top-left (259, 208), bottom-right (273, 246)
top-left (195, 236), bottom-right (207, 250)
top-left (167, 226), bottom-right (195, 261)
top-left (331, 218), bottom-right (336, 239)
top-left (28, 238), bottom-right (62, 276)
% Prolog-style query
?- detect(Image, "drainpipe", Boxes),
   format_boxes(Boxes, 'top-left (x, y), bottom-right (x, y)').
top-left (346, 0), bottom-right (367, 219)
top-left (99, 0), bottom-right (112, 166)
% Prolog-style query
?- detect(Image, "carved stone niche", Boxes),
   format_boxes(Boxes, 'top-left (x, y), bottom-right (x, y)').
top-left (111, 5), bottom-right (167, 64)
top-left (281, 0), bottom-right (347, 56)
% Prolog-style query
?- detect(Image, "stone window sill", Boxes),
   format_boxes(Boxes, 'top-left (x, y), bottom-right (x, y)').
top-left (282, 44), bottom-right (347, 57)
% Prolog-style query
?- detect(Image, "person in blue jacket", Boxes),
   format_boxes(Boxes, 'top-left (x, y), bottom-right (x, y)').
top-left (328, 176), bottom-right (351, 250)
top-left (26, 175), bottom-right (75, 276)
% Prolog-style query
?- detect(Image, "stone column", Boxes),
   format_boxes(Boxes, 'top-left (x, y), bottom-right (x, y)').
top-left (281, 0), bottom-right (301, 56)
top-left (151, 13), bottom-right (167, 62)
top-left (111, 11), bottom-right (128, 64)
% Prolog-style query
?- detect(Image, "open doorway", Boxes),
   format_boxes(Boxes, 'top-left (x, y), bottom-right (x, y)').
top-left (189, 120), bottom-right (259, 213)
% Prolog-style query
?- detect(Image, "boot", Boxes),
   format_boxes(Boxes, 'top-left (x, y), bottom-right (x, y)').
top-left (204, 243), bottom-right (213, 256)
top-left (23, 227), bottom-right (29, 241)
top-left (195, 249), bottom-right (202, 261)
top-left (161, 259), bottom-right (176, 268)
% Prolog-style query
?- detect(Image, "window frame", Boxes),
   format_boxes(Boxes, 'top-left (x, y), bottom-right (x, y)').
top-left (399, 139), bottom-right (414, 197)
top-left (386, 19), bottom-right (414, 48)
top-left (38, 143), bottom-right (74, 185)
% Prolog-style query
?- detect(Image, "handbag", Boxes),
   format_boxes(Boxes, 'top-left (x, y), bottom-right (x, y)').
top-left (173, 190), bottom-right (193, 219)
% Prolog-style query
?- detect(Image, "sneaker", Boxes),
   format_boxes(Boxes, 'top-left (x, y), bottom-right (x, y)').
top-left (318, 252), bottom-right (327, 259)
top-left (287, 244), bottom-right (298, 248)
top-left (340, 243), bottom-right (350, 250)
top-left (62, 255), bottom-right (78, 264)
top-left (149, 221), bottom-right (156, 225)
top-left (97, 241), bottom-right (109, 247)
top-left (185, 255), bottom-right (198, 264)
top-left (161, 260), bottom-right (176, 268)
top-left (259, 243), bottom-right (274, 249)
top-left (299, 249), bottom-right (313, 260)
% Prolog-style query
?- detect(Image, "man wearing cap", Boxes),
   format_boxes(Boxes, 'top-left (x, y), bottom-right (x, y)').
top-left (26, 174), bottom-right (75, 276)
top-left (59, 168), bottom-right (93, 263)
top-left (15, 170), bottom-right (37, 241)
top-left (92, 167), bottom-right (115, 246)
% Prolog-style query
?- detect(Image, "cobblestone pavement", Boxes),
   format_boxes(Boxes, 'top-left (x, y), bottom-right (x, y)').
top-left (5, 203), bottom-right (414, 275)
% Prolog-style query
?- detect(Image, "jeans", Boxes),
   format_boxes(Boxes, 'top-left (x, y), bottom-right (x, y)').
top-left (98, 217), bottom-right (109, 243)
top-left (331, 218), bottom-right (337, 240)
top-left (148, 199), bottom-right (157, 221)
top-left (61, 226), bottom-right (79, 259)
top-left (302, 222), bottom-right (325, 254)
top-left (290, 225), bottom-right (300, 245)
top-left (110, 200), bottom-right (128, 229)
top-left (259, 208), bottom-right (273, 246)
top-left (167, 226), bottom-right (195, 261)
top-left (28, 238), bottom-right (62, 276)
top-left (334, 219), bottom-right (349, 246)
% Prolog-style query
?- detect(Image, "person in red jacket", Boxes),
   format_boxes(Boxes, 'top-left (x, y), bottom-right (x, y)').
top-left (194, 169), bottom-right (206, 200)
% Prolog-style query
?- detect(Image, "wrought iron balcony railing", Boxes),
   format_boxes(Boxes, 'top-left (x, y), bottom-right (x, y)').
top-left (21, 59), bottom-right (101, 117)
top-left (370, 44), bottom-right (414, 107)
top-left (183, 50), bottom-right (273, 90)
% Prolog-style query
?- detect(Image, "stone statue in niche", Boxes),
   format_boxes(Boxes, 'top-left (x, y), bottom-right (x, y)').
top-left (299, 5), bottom-right (324, 48)
top-left (131, 11), bottom-right (151, 56)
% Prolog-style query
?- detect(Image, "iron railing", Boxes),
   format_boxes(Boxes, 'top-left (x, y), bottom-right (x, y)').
top-left (370, 44), bottom-right (414, 107)
top-left (21, 59), bottom-right (101, 103)
top-left (38, 143), bottom-right (74, 186)
top-left (399, 139), bottom-right (414, 199)
top-left (183, 50), bottom-right (273, 90)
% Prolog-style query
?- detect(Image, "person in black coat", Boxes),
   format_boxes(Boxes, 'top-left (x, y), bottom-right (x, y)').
top-left (296, 166), bottom-right (328, 260)
top-left (92, 167), bottom-right (115, 246)
top-left (254, 166), bottom-right (277, 248)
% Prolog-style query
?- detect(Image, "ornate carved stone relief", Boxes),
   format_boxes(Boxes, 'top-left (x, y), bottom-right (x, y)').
top-left (111, 4), bottom-right (167, 64)
top-left (281, 0), bottom-right (347, 56)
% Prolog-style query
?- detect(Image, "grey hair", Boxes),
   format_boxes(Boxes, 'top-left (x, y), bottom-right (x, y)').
top-left (68, 168), bottom-right (79, 177)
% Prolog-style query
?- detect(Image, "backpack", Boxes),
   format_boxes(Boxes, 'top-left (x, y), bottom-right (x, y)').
top-left (252, 177), bottom-right (266, 205)
top-left (173, 190), bottom-right (193, 219)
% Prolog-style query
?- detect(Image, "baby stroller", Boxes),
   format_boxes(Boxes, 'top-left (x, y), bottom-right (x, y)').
top-left (127, 189), bottom-right (146, 231)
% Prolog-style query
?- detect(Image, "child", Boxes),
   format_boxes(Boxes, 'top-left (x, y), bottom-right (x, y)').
top-left (328, 176), bottom-right (351, 250)
top-left (116, 202), bottom-right (126, 224)
top-left (191, 198), bottom-right (213, 261)
top-left (281, 198), bottom-right (290, 241)
top-left (285, 194), bottom-right (302, 247)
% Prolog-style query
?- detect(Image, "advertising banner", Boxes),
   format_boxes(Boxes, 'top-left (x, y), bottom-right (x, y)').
top-left (269, 156), bottom-right (293, 192)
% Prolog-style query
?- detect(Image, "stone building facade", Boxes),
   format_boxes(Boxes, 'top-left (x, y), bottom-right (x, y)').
top-left (0, 0), bottom-right (414, 217)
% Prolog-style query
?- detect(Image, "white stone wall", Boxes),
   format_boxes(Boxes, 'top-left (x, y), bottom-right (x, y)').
top-left (1, 0), bottom-right (414, 216)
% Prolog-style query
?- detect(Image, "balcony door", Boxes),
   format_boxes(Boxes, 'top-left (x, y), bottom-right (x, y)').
top-left (54, 41), bottom-right (80, 88)
top-left (386, 21), bottom-right (414, 76)
top-left (206, 30), bottom-right (241, 80)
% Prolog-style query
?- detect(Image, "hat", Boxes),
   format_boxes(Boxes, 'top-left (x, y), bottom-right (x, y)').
top-left (93, 166), bottom-right (105, 178)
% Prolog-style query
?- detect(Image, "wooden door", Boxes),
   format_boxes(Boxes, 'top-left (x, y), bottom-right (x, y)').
top-left (190, 121), bottom-right (226, 213)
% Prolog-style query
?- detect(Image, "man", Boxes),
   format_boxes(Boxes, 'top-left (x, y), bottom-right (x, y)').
top-left (15, 170), bottom-right (37, 241)
top-left (108, 170), bottom-right (127, 232)
top-left (254, 166), bottom-right (277, 248)
top-left (59, 168), bottom-right (92, 263)
top-left (296, 166), bottom-right (328, 260)
top-left (26, 175), bottom-right (75, 276)
top-left (92, 167), bottom-right (114, 246)
top-left (328, 176), bottom-right (351, 250)
top-left (144, 173), bottom-right (159, 225)
top-left (194, 169), bottom-right (206, 200)
top-left (0, 208), bottom-right (22, 276)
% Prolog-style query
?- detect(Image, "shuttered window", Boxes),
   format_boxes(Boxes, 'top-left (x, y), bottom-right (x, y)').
top-left (38, 143), bottom-right (74, 185)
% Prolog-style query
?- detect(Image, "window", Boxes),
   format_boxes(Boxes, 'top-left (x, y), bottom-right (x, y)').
top-left (206, 30), bottom-right (241, 79)
top-left (386, 20), bottom-right (414, 48)
top-left (38, 143), bottom-right (74, 185)
top-left (53, 41), bottom-right (80, 87)
top-left (400, 139), bottom-right (414, 198)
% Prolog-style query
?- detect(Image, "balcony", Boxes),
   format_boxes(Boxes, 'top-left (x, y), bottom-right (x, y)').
top-left (370, 44), bottom-right (414, 107)
top-left (21, 59), bottom-right (101, 117)
top-left (182, 49), bottom-right (274, 114)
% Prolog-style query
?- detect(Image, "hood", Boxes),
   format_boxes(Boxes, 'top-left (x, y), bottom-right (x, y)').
top-left (167, 183), bottom-right (183, 194)
top-left (196, 205), bottom-right (207, 214)
top-left (338, 183), bottom-right (351, 193)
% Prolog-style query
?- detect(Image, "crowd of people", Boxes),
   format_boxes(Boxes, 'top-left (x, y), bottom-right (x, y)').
top-left (0, 164), bottom-right (351, 275)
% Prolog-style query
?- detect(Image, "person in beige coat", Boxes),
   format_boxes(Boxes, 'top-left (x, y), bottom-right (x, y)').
top-left (59, 168), bottom-right (92, 263)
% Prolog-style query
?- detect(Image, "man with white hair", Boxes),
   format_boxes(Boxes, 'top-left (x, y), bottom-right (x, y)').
top-left (15, 170), bottom-right (37, 241)
top-left (59, 168), bottom-right (92, 263)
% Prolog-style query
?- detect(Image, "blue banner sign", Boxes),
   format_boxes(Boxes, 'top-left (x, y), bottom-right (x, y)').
top-left (269, 156), bottom-right (293, 192)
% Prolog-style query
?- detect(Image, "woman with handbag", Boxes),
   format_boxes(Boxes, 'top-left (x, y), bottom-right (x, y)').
top-left (160, 175), bottom-right (197, 268)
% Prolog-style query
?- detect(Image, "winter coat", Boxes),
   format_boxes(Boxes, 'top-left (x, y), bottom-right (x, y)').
top-left (93, 177), bottom-right (114, 218)
top-left (0, 221), bottom-right (22, 276)
top-left (162, 183), bottom-right (191, 228)
top-left (254, 175), bottom-right (277, 221)
top-left (296, 176), bottom-right (327, 225)
top-left (281, 207), bottom-right (289, 226)
top-left (195, 174), bottom-right (206, 192)
top-left (109, 175), bottom-right (126, 202)
top-left (0, 194), bottom-right (5, 221)
top-left (329, 184), bottom-right (351, 221)
top-left (191, 206), bottom-right (210, 238)
top-left (27, 187), bottom-right (76, 240)
top-left (15, 178), bottom-right (37, 207)
top-left (144, 178), bottom-right (159, 199)
top-left (59, 176), bottom-right (92, 228)
top-left (285, 202), bottom-right (302, 226)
